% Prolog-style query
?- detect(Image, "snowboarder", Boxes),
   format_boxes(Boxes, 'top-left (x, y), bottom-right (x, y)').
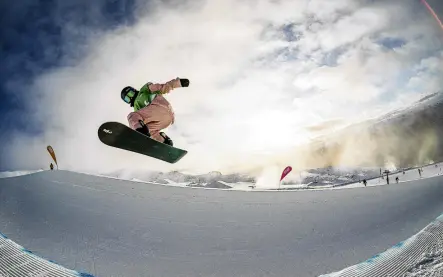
top-left (120, 77), bottom-right (190, 146)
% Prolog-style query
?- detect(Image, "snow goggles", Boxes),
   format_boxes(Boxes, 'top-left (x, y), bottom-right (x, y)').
top-left (122, 88), bottom-right (136, 104)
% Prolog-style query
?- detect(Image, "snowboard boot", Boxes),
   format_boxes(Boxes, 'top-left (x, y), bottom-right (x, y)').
top-left (136, 120), bottom-right (150, 137)
top-left (159, 132), bottom-right (173, 146)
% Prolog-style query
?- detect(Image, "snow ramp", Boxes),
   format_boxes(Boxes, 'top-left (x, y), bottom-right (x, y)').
top-left (1, 170), bottom-right (443, 277)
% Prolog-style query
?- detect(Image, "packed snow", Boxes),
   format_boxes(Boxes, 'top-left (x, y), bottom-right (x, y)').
top-left (0, 169), bottom-right (43, 178)
top-left (338, 162), bottom-right (443, 189)
top-left (2, 163), bottom-right (443, 276)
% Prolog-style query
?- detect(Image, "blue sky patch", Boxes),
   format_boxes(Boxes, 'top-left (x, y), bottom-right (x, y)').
top-left (377, 37), bottom-right (407, 49)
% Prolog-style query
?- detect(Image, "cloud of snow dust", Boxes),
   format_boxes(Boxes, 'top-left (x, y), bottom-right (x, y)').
top-left (273, 117), bottom-right (441, 173)
top-left (3, 0), bottom-right (443, 177)
top-left (255, 165), bottom-right (280, 189)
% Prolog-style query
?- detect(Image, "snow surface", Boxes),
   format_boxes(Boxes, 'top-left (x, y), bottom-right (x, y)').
top-left (338, 162), bottom-right (443, 189)
top-left (0, 169), bottom-right (43, 178)
top-left (1, 169), bottom-right (443, 276)
top-left (321, 213), bottom-right (443, 277)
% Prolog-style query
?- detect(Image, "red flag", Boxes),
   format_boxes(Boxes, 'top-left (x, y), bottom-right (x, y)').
top-left (280, 166), bottom-right (292, 181)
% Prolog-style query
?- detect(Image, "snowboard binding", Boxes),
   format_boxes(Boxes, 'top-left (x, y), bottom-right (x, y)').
top-left (136, 120), bottom-right (150, 137)
top-left (160, 132), bottom-right (173, 147)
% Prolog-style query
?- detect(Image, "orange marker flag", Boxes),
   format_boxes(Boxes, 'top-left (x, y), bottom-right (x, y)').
top-left (47, 145), bottom-right (58, 169)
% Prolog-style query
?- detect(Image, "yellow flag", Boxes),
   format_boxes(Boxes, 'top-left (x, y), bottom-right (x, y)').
top-left (47, 145), bottom-right (58, 166)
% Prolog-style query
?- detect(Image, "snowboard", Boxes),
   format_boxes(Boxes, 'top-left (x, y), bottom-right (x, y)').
top-left (98, 121), bottom-right (187, 164)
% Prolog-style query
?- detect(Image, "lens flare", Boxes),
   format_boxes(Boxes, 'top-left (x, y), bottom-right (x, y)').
top-left (421, 0), bottom-right (443, 31)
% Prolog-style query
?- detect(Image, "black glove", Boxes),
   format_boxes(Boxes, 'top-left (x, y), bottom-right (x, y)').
top-left (179, 78), bottom-right (190, 87)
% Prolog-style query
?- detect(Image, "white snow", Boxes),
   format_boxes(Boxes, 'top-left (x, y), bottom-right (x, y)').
top-left (2, 164), bottom-right (443, 276)
top-left (321, 213), bottom-right (443, 277)
top-left (403, 251), bottom-right (443, 277)
top-left (338, 162), bottom-right (443, 189)
top-left (0, 170), bottom-right (44, 178)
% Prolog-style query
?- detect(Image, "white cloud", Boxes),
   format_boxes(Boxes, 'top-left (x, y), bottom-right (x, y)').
top-left (5, 0), bottom-right (443, 176)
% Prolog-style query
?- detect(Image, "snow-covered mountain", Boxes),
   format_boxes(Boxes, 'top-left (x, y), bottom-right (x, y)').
top-left (95, 166), bottom-right (388, 189)
top-left (99, 168), bottom-right (256, 189)
top-left (297, 91), bottom-right (443, 170)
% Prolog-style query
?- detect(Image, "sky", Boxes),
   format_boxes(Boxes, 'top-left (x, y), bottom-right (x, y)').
top-left (1, 0), bottom-right (443, 176)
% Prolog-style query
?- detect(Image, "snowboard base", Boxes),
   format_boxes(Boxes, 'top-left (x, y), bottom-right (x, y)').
top-left (98, 122), bottom-right (187, 164)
